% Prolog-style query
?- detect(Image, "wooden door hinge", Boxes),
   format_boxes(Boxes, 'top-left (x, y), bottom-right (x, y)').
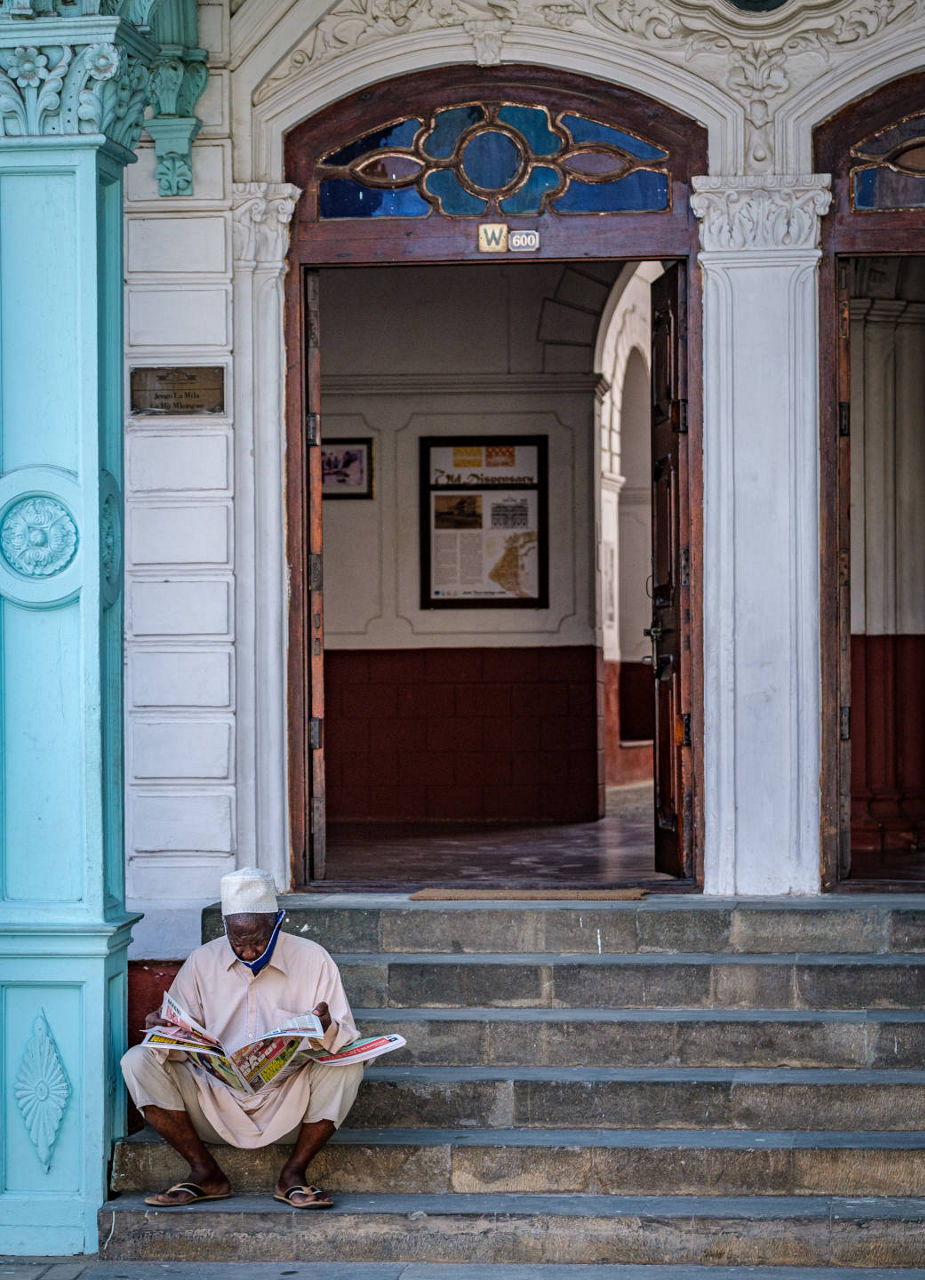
top-left (838, 403), bottom-right (850, 438)
top-left (308, 553), bottom-right (323, 592)
top-left (308, 718), bottom-right (323, 750)
top-left (306, 412), bottom-right (320, 445)
top-left (840, 706), bottom-right (851, 741)
top-left (672, 398), bottom-right (688, 434)
top-left (681, 713), bottom-right (692, 747)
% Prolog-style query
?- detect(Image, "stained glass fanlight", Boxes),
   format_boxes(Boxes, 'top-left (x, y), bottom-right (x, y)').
top-left (317, 103), bottom-right (670, 219)
top-left (851, 113), bottom-right (925, 211)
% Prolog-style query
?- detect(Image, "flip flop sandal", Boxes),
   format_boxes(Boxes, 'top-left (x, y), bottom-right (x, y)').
top-left (144, 1182), bottom-right (232, 1207)
top-left (274, 1184), bottom-right (334, 1209)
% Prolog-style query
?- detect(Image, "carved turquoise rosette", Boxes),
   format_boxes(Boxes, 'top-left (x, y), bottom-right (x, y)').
top-left (0, 470), bottom-right (83, 607)
top-left (0, 495), bottom-right (78, 578)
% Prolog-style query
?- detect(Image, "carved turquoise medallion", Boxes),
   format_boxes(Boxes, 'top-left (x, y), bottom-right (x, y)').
top-left (0, 495), bottom-right (78, 578)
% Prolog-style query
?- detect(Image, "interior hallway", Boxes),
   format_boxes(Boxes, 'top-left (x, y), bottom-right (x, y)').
top-left (323, 782), bottom-right (674, 887)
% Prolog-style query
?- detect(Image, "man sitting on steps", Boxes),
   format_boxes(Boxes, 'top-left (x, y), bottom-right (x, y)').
top-left (121, 866), bottom-right (364, 1209)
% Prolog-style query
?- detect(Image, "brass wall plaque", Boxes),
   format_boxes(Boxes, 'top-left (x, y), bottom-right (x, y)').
top-left (130, 366), bottom-right (225, 416)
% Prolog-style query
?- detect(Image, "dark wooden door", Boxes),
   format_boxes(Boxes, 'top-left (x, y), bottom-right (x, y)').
top-left (649, 263), bottom-right (691, 877)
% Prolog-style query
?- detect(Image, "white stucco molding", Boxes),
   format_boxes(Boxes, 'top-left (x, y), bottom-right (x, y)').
top-left (691, 175), bottom-right (832, 252)
top-left (777, 18), bottom-right (925, 175)
top-left (234, 0), bottom-right (921, 181)
top-left (694, 174), bottom-right (827, 894)
top-left (231, 180), bottom-right (301, 891)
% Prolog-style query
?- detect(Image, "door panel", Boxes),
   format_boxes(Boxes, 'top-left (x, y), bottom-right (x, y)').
top-left (305, 269), bottom-right (327, 879)
top-left (649, 263), bottom-right (691, 877)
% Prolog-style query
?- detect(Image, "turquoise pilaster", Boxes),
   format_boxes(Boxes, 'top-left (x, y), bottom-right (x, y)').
top-left (0, 13), bottom-right (157, 1255)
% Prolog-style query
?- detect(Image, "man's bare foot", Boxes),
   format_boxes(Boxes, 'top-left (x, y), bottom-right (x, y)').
top-left (144, 1175), bottom-right (232, 1207)
top-left (274, 1183), bottom-right (333, 1209)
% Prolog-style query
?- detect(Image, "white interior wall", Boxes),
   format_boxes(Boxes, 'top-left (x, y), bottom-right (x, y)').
top-left (850, 270), bottom-right (925, 638)
top-left (320, 263), bottom-right (605, 650)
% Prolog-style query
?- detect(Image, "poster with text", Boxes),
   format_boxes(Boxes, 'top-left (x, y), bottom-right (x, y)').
top-left (420, 437), bottom-right (548, 609)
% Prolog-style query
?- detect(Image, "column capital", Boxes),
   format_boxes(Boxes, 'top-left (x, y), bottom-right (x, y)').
top-left (0, 15), bottom-right (156, 153)
top-left (232, 181), bottom-right (302, 268)
top-left (691, 175), bottom-right (832, 253)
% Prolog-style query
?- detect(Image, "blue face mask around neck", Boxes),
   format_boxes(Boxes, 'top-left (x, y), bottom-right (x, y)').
top-left (227, 910), bottom-right (285, 975)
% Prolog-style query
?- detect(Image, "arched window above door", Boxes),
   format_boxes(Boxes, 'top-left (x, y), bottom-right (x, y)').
top-left (317, 104), bottom-right (671, 220)
top-left (851, 112), bottom-right (925, 212)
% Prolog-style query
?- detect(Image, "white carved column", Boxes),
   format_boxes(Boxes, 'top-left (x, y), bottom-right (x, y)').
top-left (692, 175), bottom-right (832, 895)
top-left (232, 182), bottom-right (301, 889)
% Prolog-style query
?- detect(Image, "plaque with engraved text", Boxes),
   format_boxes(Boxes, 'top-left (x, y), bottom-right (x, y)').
top-left (131, 367), bottom-right (225, 416)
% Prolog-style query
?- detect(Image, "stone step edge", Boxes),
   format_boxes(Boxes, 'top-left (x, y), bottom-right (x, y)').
top-left (334, 951), bottom-right (925, 965)
top-left (258, 892), bottom-right (925, 908)
top-left (54, 1264), bottom-right (925, 1280)
top-left (118, 1125), bottom-right (925, 1151)
top-left (361, 1064), bottom-right (925, 1083)
top-left (101, 1191), bottom-right (925, 1219)
top-left (351, 1006), bottom-right (925, 1023)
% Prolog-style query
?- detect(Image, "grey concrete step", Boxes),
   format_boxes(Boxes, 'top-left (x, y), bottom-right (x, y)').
top-left (349, 1064), bottom-right (925, 1129)
top-left (201, 894), bottom-right (925, 956)
top-left (336, 952), bottom-right (925, 1010)
top-left (98, 1192), bottom-right (925, 1265)
top-left (40, 1266), bottom-right (925, 1280)
top-left (112, 1126), bottom-right (925, 1197)
top-left (354, 1006), bottom-right (925, 1067)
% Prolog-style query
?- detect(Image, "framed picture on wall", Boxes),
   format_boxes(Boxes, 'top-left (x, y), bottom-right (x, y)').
top-left (322, 438), bottom-right (374, 498)
top-left (420, 435), bottom-right (549, 609)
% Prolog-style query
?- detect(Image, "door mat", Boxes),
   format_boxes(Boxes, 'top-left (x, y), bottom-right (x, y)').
top-left (408, 888), bottom-right (648, 901)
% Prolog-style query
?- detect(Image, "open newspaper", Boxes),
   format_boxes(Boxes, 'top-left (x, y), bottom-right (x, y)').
top-left (141, 992), bottom-right (405, 1095)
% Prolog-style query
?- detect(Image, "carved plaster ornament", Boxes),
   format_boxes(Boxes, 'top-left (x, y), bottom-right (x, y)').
top-left (0, 37), bottom-right (155, 151)
top-left (691, 174), bottom-right (832, 251)
top-left (0, 495), bottom-right (78, 578)
top-left (255, 0), bottom-right (922, 172)
top-left (232, 181), bottom-right (302, 265)
top-left (15, 1013), bottom-right (71, 1173)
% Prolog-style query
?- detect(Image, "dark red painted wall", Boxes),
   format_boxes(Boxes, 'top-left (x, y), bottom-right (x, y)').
top-left (604, 660), bottom-right (653, 785)
top-left (126, 961), bottom-right (181, 1131)
top-left (325, 646), bottom-right (604, 822)
top-left (851, 633), bottom-right (925, 856)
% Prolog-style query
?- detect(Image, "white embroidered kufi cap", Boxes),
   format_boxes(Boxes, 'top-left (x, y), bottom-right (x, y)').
top-left (220, 866), bottom-right (278, 916)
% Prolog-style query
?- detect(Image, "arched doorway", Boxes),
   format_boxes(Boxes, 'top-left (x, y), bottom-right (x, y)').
top-left (816, 73), bottom-right (925, 886)
top-left (284, 65), bottom-right (707, 887)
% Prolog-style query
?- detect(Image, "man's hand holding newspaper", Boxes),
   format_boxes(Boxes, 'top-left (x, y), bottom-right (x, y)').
top-left (141, 992), bottom-right (404, 1095)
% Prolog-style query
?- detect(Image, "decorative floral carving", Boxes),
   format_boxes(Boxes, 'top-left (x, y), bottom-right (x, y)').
top-left (15, 1013), bottom-right (71, 1173)
top-left (100, 492), bottom-right (120, 587)
top-left (691, 174), bottom-right (832, 250)
top-left (0, 36), bottom-right (154, 150)
top-left (254, 0), bottom-right (922, 172)
top-left (232, 183), bottom-right (302, 266)
top-left (0, 495), bottom-right (78, 579)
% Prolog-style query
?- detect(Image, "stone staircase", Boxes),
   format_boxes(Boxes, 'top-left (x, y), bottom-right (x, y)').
top-left (102, 895), bottom-right (925, 1271)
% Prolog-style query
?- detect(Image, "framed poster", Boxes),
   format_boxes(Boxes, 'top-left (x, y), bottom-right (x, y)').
top-left (322, 438), bottom-right (374, 498)
top-left (420, 435), bottom-right (549, 609)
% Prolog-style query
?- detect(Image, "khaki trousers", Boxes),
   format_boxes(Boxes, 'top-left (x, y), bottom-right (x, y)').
top-left (121, 1043), bottom-right (363, 1144)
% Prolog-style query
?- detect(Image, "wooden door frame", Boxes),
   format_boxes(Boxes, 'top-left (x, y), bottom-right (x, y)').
top-left (814, 71), bottom-right (925, 889)
top-left (283, 64), bottom-right (708, 888)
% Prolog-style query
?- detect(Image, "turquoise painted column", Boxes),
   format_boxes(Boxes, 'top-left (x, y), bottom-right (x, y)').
top-left (0, 13), bottom-right (157, 1254)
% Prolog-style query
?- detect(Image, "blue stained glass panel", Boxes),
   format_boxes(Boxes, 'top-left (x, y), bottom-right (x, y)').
top-left (853, 167), bottom-right (925, 211)
top-left (323, 119), bottom-right (422, 167)
top-left (561, 114), bottom-right (667, 161)
top-left (553, 169), bottom-right (669, 213)
top-left (423, 106), bottom-right (485, 159)
top-left (461, 130), bottom-right (523, 189)
top-left (425, 169), bottom-right (488, 215)
top-left (320, 178), bottom-right (431, 218)
top-left (498, 106), bottom-right (562, 156)
top-left (500, 166), bottom-right (561, 215)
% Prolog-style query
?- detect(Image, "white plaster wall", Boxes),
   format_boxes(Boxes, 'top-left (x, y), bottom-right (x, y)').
top-left (124, 3), bottom-right (236, 955)
top-left (320, 264), bottom-right (602, 650)
top-left (850, 294), bottom-right (925, 637)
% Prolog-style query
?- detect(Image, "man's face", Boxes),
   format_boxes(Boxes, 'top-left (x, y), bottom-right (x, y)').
top-left (224, 912), bottom-right (277, 962)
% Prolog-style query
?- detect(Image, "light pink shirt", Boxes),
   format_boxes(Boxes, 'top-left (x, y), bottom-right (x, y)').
top-left (164, 931), bottom-right (358, 1147)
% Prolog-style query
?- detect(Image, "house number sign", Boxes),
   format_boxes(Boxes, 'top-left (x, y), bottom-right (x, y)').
top-left (478, 225), bottom-right (540, 253)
